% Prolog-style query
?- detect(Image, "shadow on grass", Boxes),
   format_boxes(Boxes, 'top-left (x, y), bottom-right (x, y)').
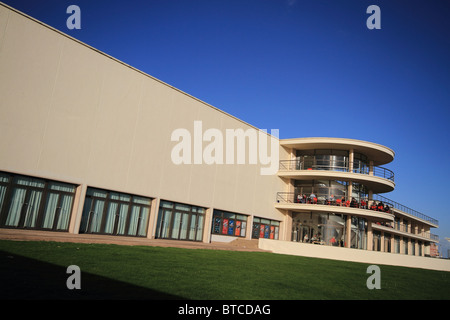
top-left (0, 250), bottom-right (185, 300)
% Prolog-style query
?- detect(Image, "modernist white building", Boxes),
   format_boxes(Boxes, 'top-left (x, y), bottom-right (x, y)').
top-left (0, 3), bottom-right (441, 261)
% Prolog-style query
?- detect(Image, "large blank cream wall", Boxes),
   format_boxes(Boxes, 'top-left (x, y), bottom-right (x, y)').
top-left (0, 4), bottom-right (286, 221)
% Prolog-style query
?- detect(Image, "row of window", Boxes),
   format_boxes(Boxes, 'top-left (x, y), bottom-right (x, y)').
top-left (211, 210), bottom-right (280, 240)
top-left (0, 172), bottom-right (76, 231)
top-left (0, 172), bottom-right (280, 242)
top-left (373, 231), bottom-right (423, 255)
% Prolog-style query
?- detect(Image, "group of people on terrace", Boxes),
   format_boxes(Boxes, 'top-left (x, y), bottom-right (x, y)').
top-left (295, 193), bottom-right (391, 213)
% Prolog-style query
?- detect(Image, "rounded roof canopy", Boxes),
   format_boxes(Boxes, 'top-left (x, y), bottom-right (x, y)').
top-left (280, 137), bottom-right (395, 166)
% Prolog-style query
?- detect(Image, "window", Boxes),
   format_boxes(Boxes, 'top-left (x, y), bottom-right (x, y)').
top-left (212, 210), bottom-right (247, 237)
top-left (0, 172), bottom-right (76, 231)
top-left (384, 233), bottom-right (391, 253)
top-left (351, 216), bottom-right (367, 249)
top-left (373, 230), bottom-right (381, 251)
top-left (252, 217), bottom-right (279, 240)
top-left (294, 180), bottom-right (349, 204)
top-left (353, 152), bottom-right (369, 174)
top-left (296, 149), bottom-right (349, 172)
top-left (394, 236), bottom-right (401, 253)
top-left (156, 200), bottom-right (205, 241)
top-left (292, 212), bottom-right (348, 247)
top-left (79, 187), bottom-right (151, 237)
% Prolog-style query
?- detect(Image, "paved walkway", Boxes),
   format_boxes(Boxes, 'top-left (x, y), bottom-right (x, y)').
top-left (0, 228), bottom-right (267, 252)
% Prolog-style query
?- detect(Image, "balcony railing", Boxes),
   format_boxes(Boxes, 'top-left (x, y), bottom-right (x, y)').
top-left (279, 159), bottom-right (395, 182)
top-left (373, 194), bottom-right (439, 226)
top-left (276, 192), bottom-right (392, 211)
top-left (372, 221), bottom-right (439, 241)
top-left (276, 192), bottom-right (439, 241)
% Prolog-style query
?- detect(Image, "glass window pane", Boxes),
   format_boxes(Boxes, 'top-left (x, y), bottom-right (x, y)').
top-left (116, 203), bottom-right (129, 235)
top-left (14, 176), bottom-right (45, 188)
top-left (110, 192), bottom-right (131, 202)
top-left (189, 214), bottom-right (197, 240)
top-left (133, 196), bottom-right (151, 205)
top-left (240, 221), bottom-right (246, 237)
top-left (180, 213), bottom-right (189, 240)
top-left (175, 203), bottom-right (190, 211)
top-left (42, 193), bottom-right (59, 229)
top-left (48, 182), bottom-right (76, 193)
top-left (87, 188), bottom-right (107, 198)
top-left (79, 197), bottom-right (93, 233)
top-left (196, 215), bottom-right (204, 241)
top-left (0, 185), bottom-right (8, 215)
top-left (56, 194), bottom-right (74, 230)
top-left (90, 199), bottom-right (105, 233)
top-left (5, 187), bottom-right (27, 227)
top-left (0, 172), bottom-right (10, 183)
top-left (104, 202), bottom-right (118, 234)
top-left (160, 201), bottom-right (174, 209)
top-left (128, 206), bottom-right (141, 236)
top-left (24, 189), bottom-right (43, 228)
top-left (138, 207), bottom-right (150, 237)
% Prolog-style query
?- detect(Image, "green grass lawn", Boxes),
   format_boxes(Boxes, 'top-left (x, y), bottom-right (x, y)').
top-left (1, 239), bottom-right (449, 300)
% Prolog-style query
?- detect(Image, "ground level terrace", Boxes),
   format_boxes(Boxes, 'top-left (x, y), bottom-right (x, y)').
top-left (0, 170), bottom-right (439, 258)
top-left (258, 238), bottom-right (450, 272)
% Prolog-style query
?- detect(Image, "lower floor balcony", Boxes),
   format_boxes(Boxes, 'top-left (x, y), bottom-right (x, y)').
top-left (276, 192), bottom-right (438, 257)
top-left (275, 192), bottom-right (395, 222)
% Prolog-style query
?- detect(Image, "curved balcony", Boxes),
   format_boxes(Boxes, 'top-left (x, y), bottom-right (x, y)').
top-left (373, 194), bottom-right (438, 227)
top-left (278, 159), bottom-right (395, 193)
top-left (275, 192), bottom-right (395, 222)
top-left (280, 137), bottom-right (395, 166)
top-left (279, 159), bottom-right (394, 181)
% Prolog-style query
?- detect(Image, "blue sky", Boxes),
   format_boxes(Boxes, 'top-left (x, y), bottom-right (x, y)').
top-left (4, 0), bottom-right (450, 255)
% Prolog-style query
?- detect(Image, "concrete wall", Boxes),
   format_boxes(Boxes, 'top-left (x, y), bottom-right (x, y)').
top-left (0, 4), bottom-right (286, 233)
top-left (259, 238), bottom-right (450, 272)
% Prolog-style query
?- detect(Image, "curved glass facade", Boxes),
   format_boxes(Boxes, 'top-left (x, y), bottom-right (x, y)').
top-left (295, 149), bottom-right (369, 173)
top-left (293, 180), bottom-right (368, 204)
top-left (291, 212), bottom-right (367, 249)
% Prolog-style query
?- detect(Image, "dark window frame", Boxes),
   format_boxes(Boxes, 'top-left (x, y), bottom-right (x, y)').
top-left (252, 217), bottom-right (280, 240)
top-left (79, 187), bottom-right (152, 237)
top-left (0, 171), bottom-right (76, 232)
top-left (212, 209), bottom-right (248, 238)
top-left (155, 200), bottom-right (206, 242)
